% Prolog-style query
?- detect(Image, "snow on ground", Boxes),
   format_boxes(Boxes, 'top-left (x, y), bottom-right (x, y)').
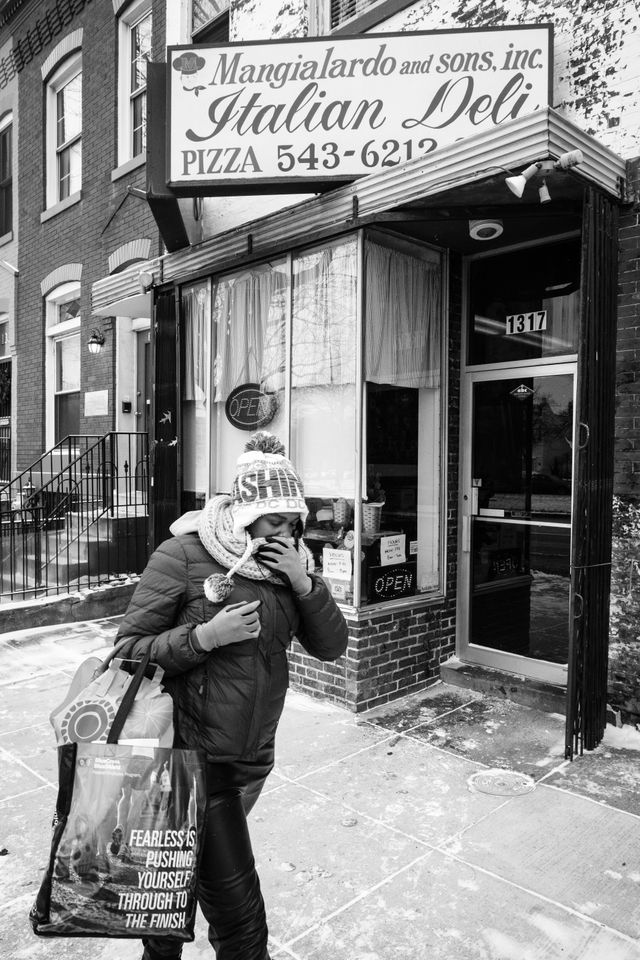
top-left (602, 722), bottom-right (640, 751)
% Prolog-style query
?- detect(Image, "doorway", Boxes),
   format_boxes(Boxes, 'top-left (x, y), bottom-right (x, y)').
top-left (135, 328), bottom-right (151, 491)
top-left (457, 236), bottom-right (581, 685)
top-left (459, 365), bottom-right (575, 684)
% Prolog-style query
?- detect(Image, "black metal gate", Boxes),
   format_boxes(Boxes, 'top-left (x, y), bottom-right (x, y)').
top-left (566, 188), bottom-right (619, 758)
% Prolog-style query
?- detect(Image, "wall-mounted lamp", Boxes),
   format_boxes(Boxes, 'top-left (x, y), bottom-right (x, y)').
top-left (138, 270), bottom-right (154, 293)
top-left (87, 329), bottom-right (106, 355)
top-left (504, 149), bottom-right (585, 201)
top-left (505, 162), bottom-right (542, 199)
top-left (469, 219), bottom-right (504, 241)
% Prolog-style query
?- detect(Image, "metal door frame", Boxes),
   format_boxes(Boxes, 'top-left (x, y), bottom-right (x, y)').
top-left (457, 358), bottom-right (577, 686)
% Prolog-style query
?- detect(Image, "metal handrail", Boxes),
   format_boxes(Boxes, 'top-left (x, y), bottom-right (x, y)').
top-left (0, 432), bottom-right (149, 602)
top-left (0, 434), bottom-right (102, 500)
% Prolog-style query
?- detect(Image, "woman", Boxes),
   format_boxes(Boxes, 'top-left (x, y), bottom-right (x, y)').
top-left (115, 432), bottom-right (348, 960)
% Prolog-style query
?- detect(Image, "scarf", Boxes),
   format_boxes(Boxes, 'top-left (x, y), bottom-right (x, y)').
top-left (197, 495), bottom-right (314, 602)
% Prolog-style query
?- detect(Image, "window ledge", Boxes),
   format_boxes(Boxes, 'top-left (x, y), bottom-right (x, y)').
top-left (111, 154), bottom-right (145, 182)
top-left (41, 191), bottom-right (82, 223)
top-left (0, 230), bottom-right (13, 246)
top-left (339, 590), bottom-right (447, 621)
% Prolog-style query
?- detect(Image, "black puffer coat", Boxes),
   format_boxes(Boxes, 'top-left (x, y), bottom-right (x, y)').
top-left (115, 533), bottom-right (348, 761)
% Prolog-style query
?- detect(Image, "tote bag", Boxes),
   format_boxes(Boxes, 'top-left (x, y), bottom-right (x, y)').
top-left (48, 637), bottom-right (175, 748)
top-left (30, 648), bottom-right (207, 940)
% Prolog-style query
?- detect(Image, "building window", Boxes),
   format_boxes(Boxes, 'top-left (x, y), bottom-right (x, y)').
top-left (310, 0), bottom-right (388, 33)
top-left (468, 238), bottom-right (581, 365)
top-left (330, 0), bottom-right (378, 28)
top-left (191, 0), bottom-right (229, 41)
top-left (0, 113), bottom-right (12, 236)
top-left (118, 0), bottom-right (152, 164)
top-left (0, 316), bottom-right (9, 358)
top-left (46, 283), bottom-right (81, 444)
top-left (181, 229), bottom-right (444, 608)
top-left (46, 53), bottom-right (82, 207)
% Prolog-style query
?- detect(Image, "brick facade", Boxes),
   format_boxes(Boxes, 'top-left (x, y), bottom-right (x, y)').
top-left (609, 157), bottom-right (640, 723)
top-left (12, 0), bottom-right (162, 468)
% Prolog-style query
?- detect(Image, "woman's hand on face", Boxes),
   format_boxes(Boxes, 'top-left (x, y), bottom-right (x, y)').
top-left (255, 537), bottom-right (312, 596)
top-left (197, 599), bottom-right (262, 651)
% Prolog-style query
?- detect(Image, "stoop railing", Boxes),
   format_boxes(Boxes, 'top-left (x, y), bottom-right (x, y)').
top-left (0, 432), bottom-right (149, 602)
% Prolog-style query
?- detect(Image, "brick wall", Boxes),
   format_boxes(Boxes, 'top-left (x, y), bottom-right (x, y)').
top-left (609, 157), bottom-right (640, 723)
top-left (14, 0), bottom-right (162, 468)
top-left (288, 253), bottom-right (461, 712)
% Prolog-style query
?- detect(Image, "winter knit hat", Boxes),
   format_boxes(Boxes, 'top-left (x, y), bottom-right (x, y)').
top-left (230, 432), bottom-right (308, 540)
top-left (197, 432), bottom-right (311, 603)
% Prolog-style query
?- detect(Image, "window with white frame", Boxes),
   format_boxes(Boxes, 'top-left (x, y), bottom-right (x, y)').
top-left (0, 112), bottom-right (12, 236)
top-left (46, 53), bottom-right (82, 208)
top-left (118, 0), bottom-right (152, 165)
top-left (45, 283), bottom-right (81, 444)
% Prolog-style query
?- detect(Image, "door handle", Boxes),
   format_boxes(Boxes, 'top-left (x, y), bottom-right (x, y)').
top-left (462, 515), bottom-right (471, 553)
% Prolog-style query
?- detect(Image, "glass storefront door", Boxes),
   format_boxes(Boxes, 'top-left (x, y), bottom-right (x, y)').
top-left (459, 365), bottom-right (575, 684)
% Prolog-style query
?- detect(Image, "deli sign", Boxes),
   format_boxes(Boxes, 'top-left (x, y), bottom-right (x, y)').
top-left (166, 25), bottom-right (552, 194)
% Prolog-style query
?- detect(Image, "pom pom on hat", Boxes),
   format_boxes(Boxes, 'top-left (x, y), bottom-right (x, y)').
top-left (231, 432), bottom-right (308, 540)
top-left (244, 431), bottom-right (286, 456)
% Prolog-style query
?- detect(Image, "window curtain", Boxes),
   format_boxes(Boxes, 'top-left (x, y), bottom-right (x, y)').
top-left (292, 238), bottom-right (357, 388)
top-left (289, 237), bottom-right (358, 497)
top-left (183, 283), bottom-right (209, 403)
top-left (365, 240), bottom-right (441, 389)
top-left (213, 263), bottom-right (287, 402)
top-left (182, 282), bottom-right (210, 498)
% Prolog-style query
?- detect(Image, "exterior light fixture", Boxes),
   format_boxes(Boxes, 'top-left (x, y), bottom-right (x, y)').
top-left (555, 149), bottom-right (584, 170)
top-left (469, 219), bottom-right (503, 241)
top-left (138, 270), bottom-right (154, 293)
top-left (505, 162), bottom-right (541, 198)
top-left (87, 329), bottom-right (105, 355)
top-left (539, 179), bottom-right (552, 203)
top-left (505, 149), bottom-right (585, 200)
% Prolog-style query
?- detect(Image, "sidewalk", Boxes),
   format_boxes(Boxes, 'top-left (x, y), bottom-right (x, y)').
top-left (1, 618), bottom-right (640, 960)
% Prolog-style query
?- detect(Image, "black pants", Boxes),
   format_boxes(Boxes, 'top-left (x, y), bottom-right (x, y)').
top-left (142, 742), bottom-right (274, 960)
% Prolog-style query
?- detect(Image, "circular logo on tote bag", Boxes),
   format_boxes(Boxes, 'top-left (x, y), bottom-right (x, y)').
top-left (59, 698), bottom-right (117, 743)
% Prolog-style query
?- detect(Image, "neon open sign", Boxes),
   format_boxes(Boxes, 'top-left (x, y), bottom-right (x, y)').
top-left (224, 384), bottom-right (278, 430)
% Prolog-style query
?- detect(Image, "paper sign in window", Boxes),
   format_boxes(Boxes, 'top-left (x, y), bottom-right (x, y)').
top-left (322, 547), bottom-right (352, 580)
top-left (380, 534), bottom-right (406, 566)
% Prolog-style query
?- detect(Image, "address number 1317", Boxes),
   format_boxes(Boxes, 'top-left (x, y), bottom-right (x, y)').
top-left (505, 311), bottom-right (548, 335)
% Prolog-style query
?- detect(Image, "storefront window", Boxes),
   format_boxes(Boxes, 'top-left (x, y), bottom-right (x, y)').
top-left (211, 259), bottom-right (288, 492)
top-left (290, 236), bottom-right (359, 603)
top-left (363, 235), bottom-right (442, 602)
top-left (291, 236), bottom-right (358, 495)
top-left (468, 237), bottom-right (580, 365)
top-left (181, 281), bottom-right (211, 510)
top-left (293, 231), bottom-right (443, 607)
top-left (183, 229), bottom-right (444, 608)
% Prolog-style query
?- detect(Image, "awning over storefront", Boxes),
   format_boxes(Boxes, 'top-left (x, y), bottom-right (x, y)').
top-left (92, 292), bottom-right (152, 318)
top-left (92, 106), bottom-right (627, 315)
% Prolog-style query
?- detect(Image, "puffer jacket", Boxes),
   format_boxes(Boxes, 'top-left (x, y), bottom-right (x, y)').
top-left (115, 533), bottom-right (348, 761)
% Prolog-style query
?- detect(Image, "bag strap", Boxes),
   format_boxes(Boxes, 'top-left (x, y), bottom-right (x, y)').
top-left (107, 646), bottom-right (153, 744)
top-left (97, 636), bottom-right (135, 675)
